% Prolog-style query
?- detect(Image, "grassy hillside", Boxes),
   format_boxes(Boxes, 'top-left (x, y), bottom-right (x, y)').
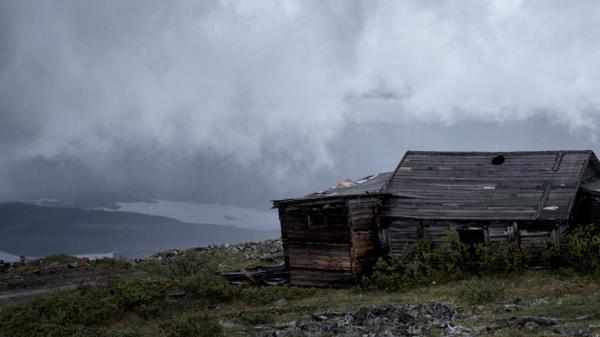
top-left (2, 227), bottom-right (600, 336)
top-left (0, 203), bottom-right (278, 257)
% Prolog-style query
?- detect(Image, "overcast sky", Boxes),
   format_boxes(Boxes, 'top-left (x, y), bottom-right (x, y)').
top-left (1, 1), bottom-right (600, 208)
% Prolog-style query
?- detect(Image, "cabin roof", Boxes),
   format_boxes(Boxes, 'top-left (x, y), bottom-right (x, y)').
top-left (272, 172), bottom-right (392, 207)
top-left (380, 150), bottom-right (600, 221)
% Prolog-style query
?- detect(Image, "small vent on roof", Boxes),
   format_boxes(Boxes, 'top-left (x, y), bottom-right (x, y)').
top-left (492, 155), bottom-right (505, 165)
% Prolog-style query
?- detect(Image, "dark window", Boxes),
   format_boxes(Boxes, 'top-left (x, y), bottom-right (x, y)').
top-left (491, 155), bottom-right (505, 165)
top-left (307, 213), bottom-right (326, 228)
top-left (457, 229), bottom-right (485, 245)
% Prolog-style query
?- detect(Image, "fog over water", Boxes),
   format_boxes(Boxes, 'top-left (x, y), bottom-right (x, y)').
top-left (114, 200), bottom-right (279, 231)
top-left (1, 1), bottom-right (600, 209)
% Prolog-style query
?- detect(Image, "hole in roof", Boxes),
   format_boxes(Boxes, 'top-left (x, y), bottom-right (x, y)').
top-left (491, 155), bottom-right (505, 165)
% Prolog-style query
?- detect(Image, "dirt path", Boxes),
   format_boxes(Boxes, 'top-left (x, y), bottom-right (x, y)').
top-left (0, 275), bottom-right (101, 309)
top-left (0, 284), bottom-right (77, 306)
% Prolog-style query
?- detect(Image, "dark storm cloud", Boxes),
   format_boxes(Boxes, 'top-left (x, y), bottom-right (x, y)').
top-left (1, 1), bottom-right (600, 207)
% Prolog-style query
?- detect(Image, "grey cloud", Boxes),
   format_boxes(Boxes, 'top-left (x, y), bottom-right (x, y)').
top-left (1, 1), bottom-right (600, 208)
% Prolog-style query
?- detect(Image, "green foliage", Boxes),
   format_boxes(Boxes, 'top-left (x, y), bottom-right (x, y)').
top-left (360, 229), bottom-right (534, 291)
top-left (137, 251), bottom-right (216, 278)
top-left (557, 224), bottom-right (600, 273)
top-left (176, 274), bottom-right (237, 303)
top-left (472, 241), bottom-right (530, 273)
top-left (102, 327), bottom-right (145, 337)
top-left (457, 278), bottom-right (505, 305)
top-left (235, 308), bottom-right (274, 325)
top-left (358, 256), bottom-right (405, 291)
top-left (0, 288), bottom-right (117, 337)
top-left (433, 229), bottom-right (465, 276)
top-left (0, 276), bottom-right (175, 337)
top-left (240, 286), bottom-right (316, 305)
top-left (159, 311), bottom-right (223, 337)
top-left (360, 230), bottom-right (467, 291)
top-left (110, 277), bottom-right (171, 318)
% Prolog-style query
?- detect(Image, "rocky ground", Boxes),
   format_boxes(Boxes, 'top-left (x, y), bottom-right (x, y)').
top-left (251, 302), bottom-right (468, 337)
top-left (221, 298), bottom-right (598, 337)
top-left (151, 238), bottom-right (283, 263)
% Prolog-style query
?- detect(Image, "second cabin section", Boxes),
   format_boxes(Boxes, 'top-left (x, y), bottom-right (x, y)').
top-left (379, 150), bottom-right (600, 256)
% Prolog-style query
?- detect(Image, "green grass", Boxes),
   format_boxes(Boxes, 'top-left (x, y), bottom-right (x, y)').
top-left (3, 239), bottom-right (600, 337)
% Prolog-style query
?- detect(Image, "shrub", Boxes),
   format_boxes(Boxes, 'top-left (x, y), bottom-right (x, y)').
top-left (139, 251), bottom-right (216, 278)
top-left (235, 308), bottom-right (274, 325)
top-left (457, 278), bottom-right (505, 305)
top-left (359, 229), bottom-right (538, 291)
top-left (109, 277), bottom-right (172, 318)
top-left (557, 224), bottom-right (600, 273)
top-left (240, 286), bottom-right (316, 305)
top-left (0, 289), bottom-right (118, 337)
top-left (160, 311), bottom-right (223, 337)
top-left (471, 241), bottom-right (527, 273)
top-left (358, 256), bottom-right (405, 291)
top-left (176, 274), bottom-right (237, 303)
top-left (103, 327), bottom-right (145, 337)
top-left (432, 229), bottom-right (465, 277)
top-left (360, 230), bottom-right (468, 291)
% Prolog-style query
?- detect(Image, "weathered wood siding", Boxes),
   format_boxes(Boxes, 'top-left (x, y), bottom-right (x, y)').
top-left (348, 197), bottom-right (382, 278)
top-left (278, 196), bottom-right (382, 287)
top-left (385, 219), bottom-right (566, 255)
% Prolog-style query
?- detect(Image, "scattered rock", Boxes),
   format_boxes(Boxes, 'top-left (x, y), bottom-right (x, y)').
top-left (152, 239), bottom-right (283, 262)
top-left (523, 321), bottom-right (539, 330)
top-left (553, 327), bottom-right (592, 336)
top-left (532, 298), bottom-right (549, 306)
top-left (221, 321), bottom-right (244, 330)
top-left (485, 319), bottom-right (512, 332)
top-left (503, 298), bottom-right (528, 306)
top-left (500, 298), bottom-right (531, 312)
top-left (275, 298), bottom-right (287, 306)
top-left (446, 323), bottom-right (474, 337)
top-left (502, 304), bottom-right (521, 312)
top-left (486, 315), bottom-right (563, 332)
top-left (257, 302), bottom-right (458, 337)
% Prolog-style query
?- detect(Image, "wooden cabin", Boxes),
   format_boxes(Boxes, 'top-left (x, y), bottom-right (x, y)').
top-left (272, 173), bottom-right (390, 287)
top-left (273, 150), bottom-right (600, 287)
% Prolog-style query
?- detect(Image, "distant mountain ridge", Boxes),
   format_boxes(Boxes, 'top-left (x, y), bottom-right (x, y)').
top-left (0, 203), bottom-right (278, 258)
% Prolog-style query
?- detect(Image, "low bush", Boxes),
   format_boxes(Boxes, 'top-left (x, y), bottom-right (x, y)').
top-left (0, 288), bottom-right (117, 337)
top-left (177, 274), bottom-right (237, 303)
top-left (137, 251), bottom-right (216, 278)
top-left (109, 277), bottom-right (173, 319)
top-left (360, 230), bottom-right (466, 291)
top-left (360, 229), bottom-right (534, 291)
top-left (235, 308), bottom-right (274, 325)
top-left (457, 278), bottom-right (505, 305)
top-left (102, 326), bottom-right (145, 337)
top-left (0, 276), bottom-right (177, 337)
top-left (160, 311), bottom-right (223, 337)
top-left (240, 286), bottom-right (316, 305)
top-left (472, 241), bottom-right (531, 273)
top-left (556, 224), bottom-right (600, 273)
